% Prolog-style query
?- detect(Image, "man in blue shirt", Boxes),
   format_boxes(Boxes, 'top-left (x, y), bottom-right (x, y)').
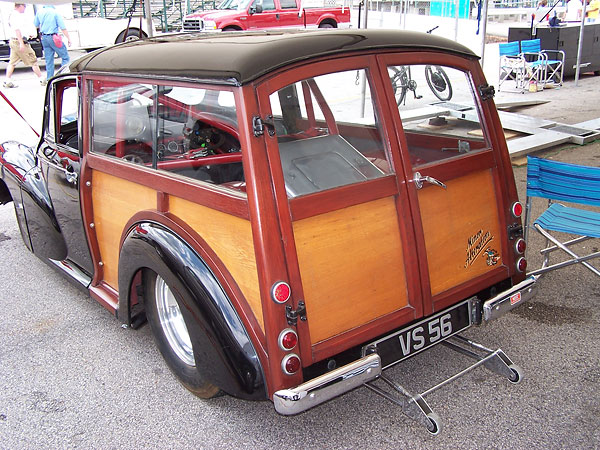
top-left (34, 5), bottom-right (72, 83)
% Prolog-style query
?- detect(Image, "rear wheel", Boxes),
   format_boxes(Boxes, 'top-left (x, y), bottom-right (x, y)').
top-left (144, 269), bottom-right (220, 398)
top-left (318, 22), bottom-right (335, 28)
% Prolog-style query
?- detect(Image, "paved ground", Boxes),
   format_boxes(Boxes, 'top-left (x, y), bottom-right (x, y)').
top-left (1, 18), bottom-right (600, 449)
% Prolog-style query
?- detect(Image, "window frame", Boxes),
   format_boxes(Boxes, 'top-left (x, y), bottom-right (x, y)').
top-left (83, 74), bottom-right (249, 219)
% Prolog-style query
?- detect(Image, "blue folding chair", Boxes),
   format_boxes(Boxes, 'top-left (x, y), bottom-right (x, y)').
top-left (520, 39), bottom-right (565, 88)
top-left (525, 156), bottom-right (600, 276)
top-left (498, 41), bottom-right (526, 92)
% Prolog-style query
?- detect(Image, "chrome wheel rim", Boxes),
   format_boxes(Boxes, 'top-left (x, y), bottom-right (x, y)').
top-left (155, 276), bottom-right (195, 367)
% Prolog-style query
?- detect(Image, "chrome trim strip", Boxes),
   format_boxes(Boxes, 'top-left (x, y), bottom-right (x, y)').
top-left (49, 258), bottom-right (91, 288)
top-left (273, 353), bottom-right (381, 416)
top-left (483, 275), bottom-right (538, 321)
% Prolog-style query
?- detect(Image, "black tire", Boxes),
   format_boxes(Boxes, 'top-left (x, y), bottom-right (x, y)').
top-left (222, 26), bottom-right (242, 31)
top-left (115, 28), bottom-right (146, 44)
top-left (389, 66), bottom-right (409, 106)
top-left (318, 22), bottom-right (335, 28)
top-left (144, 269), bottom-right (221, 398)
top-left (425, 65), bottom-right (453, 101)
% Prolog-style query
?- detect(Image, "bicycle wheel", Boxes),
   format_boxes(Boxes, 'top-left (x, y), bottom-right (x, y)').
top-left (389, 66), bottom-right (409, 106)
top-left (425, 65), bottom-right (453, 101)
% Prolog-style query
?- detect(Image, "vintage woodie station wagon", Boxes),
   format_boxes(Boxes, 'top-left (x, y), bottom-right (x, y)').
top-left (0, 29), bottom-right (538, 434)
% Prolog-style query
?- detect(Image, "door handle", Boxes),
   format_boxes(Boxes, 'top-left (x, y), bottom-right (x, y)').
top-left (413, 172), bottom-right (446, 190)
top-left (64, 168), bottom-right (78, 184)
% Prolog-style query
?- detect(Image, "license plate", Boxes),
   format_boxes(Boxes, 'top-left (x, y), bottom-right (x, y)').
top-left (363, 300), bottom-right (472, 369)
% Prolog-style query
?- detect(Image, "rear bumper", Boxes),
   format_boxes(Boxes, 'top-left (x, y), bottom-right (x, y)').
top-left (482, 274), bottom-right (538, 322)
top-left (273, 353), bottom-right (381, 415)
top-left (273, 275), bottom-right (538, 415)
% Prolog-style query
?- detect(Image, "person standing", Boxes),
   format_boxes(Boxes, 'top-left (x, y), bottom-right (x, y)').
top-left (565, 0), bottom-right (583, 21)
top-left (34, 4), bottom-right (72, 82)
top-left (3, 3), bottom-right (44, 88)
top-left (587, 0), bottom-right (600, 21)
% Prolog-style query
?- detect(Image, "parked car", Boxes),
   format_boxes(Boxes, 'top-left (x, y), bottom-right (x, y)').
top-left (182, 0), bottom-right (350, 32)
top-left (0, 29), bottom-right (537, 434)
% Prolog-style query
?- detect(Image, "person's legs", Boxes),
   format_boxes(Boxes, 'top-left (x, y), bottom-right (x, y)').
top-left (41, 34), bottom-right (56, 80)
top-left (56, 43), bottom-right (70, 69)
top-left (4, 40), bottom-right (20, 87)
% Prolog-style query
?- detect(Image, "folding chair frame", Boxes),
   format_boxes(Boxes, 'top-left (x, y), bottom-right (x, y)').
top-left (520, 39), bottom-right (565, 88)
top-left (498, 41), bottom-right (527, 92)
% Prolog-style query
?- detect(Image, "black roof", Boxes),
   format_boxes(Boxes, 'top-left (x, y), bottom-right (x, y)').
top-left (69, 29), bottom-right (477, 85)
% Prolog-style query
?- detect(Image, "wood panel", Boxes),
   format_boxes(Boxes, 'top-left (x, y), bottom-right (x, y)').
top-left (91, 171), bottom-right (157, 289)
top-left (168, 196), bottom-right (263, 330)
top-left (418, 169), bottom-right (503, 296)
top-left (293, 196), bottom-right (409, 344)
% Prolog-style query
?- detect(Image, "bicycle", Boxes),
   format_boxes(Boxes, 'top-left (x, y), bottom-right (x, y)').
top-left (389, 26), bottom-right (453, 106)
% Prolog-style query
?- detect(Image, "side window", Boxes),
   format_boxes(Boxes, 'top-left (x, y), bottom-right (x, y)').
top-left (259, 0), bottom-right (276, 10)
top-left (90, 80), bottom-right (244, 191)
top-left (387, 64), bottom-right (489, 167)
top-left (269, 69), bottom-right (391, 198)
top-left (279, 0), bottom-right (297, 8)
top-left (57, 84), bottom-right (79, 149)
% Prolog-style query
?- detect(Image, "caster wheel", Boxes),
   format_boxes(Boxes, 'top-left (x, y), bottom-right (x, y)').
top-left (508, 365), bottom-right (523, 384)
top-left (425, 412), bottom-right (442, 435)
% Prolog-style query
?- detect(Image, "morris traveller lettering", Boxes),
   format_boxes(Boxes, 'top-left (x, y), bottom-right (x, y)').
top-left (464, 229), bottom-right (494, 268)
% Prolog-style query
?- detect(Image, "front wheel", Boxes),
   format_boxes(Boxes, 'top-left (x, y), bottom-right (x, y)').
top-left (144, 270), bottom-right (221, 398)
top-left (115, 28), bottom-right (146, 44)
top-left (425, 65), bottom-right (453, 101)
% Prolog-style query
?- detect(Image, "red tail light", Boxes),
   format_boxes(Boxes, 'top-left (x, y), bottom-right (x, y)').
top-left (271, 281), bottom-right (291, 304)
top-left (281, 354), bottom-right (301, 375)
top-left (511, 202), bottom-right (523, 218)
top-left (516, 257), bottom-right (527, 272)
top-left (278, 329), bottom-right (298, 351)
top-left (514, 238), bottom-right (526, 254)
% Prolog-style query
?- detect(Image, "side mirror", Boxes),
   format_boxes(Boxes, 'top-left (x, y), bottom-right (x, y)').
top-left (254, 4), bottom-right (263, 13)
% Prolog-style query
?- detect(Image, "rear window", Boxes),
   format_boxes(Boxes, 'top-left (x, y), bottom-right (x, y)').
top-left (269, 69), bottom-right (392, 198)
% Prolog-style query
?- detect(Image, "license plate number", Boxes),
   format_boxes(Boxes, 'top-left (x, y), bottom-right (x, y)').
top-left (364, 300), bottom-right (472, 368)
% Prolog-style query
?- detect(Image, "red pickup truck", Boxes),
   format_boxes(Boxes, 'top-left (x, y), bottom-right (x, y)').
top-left (182, 0), bottom-right (351, 32)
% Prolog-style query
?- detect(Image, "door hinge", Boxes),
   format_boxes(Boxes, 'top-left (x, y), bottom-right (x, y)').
top-left (479, 84), bottom-right (495, 101)
top-left (252, 115), bottom-right (276, 137)
top-left (286, 301), bottom-right (307, 326)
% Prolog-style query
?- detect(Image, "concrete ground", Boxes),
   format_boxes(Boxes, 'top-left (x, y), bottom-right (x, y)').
top-left (1, 17), bottom-right (600, 449)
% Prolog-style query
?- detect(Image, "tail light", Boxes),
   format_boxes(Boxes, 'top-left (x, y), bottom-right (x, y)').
top-left (516, 257), bottom-right (527, 273)
top-left (511, 202), bottom-right (523, 218)
top-left (278, 328), bottom-right (298, 351)
top-left (514, 238), bottom-right (526, 254)
top-left (271, 281), bottom-right (291, 304)
top-left (281, 354), bottom-right (301, 375)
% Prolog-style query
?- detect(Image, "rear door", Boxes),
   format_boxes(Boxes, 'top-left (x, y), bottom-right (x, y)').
top-left (379, 54), bottom-right (510, 314)
top-left (257, 56), bottom-right (423, 363)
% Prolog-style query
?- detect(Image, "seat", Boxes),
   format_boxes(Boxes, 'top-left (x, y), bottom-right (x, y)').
top-left (498, 41), bottom-right (527, 92)
top-left (524, 156), bottom-right (600, 277)
top-left (520, 39), bottom-right (565, 88)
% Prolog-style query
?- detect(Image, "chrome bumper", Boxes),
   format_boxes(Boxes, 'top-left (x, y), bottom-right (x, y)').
top-left (273, 276), bottom-right (537, 415)
top-left (483, 275), bottom-right (538, 321)
top-left (273, 353), bottom-right (381, 415)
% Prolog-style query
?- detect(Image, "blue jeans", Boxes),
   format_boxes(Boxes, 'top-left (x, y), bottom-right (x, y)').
top-left (41, 34), bottom-right (70, 80)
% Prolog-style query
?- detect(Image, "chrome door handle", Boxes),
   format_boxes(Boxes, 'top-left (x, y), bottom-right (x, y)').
top-left (413, 172), bottom-right (447, 190)
top-left (64, 169), bottom-right (78, 184)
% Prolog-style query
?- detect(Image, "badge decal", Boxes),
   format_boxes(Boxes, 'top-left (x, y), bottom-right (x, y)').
top-left (464, 229), bottom-right (495, 268)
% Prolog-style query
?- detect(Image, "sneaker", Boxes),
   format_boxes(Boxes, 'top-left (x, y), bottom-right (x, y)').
top-left (40, 79), bottom-right (47, 86)
top-left (3, 81), bottom-right (17, 88)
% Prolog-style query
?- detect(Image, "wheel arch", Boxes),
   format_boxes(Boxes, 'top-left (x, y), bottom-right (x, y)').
top-left (117, 219), bottom-right (267, 400)
top-left (317, 17), bottom-right (338, 28)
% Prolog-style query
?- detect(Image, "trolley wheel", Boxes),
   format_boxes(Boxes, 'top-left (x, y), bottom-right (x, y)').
top-left (425, 412), bottom-right (442, 435)
top-left (508, 365), bottom-right (523, 384)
